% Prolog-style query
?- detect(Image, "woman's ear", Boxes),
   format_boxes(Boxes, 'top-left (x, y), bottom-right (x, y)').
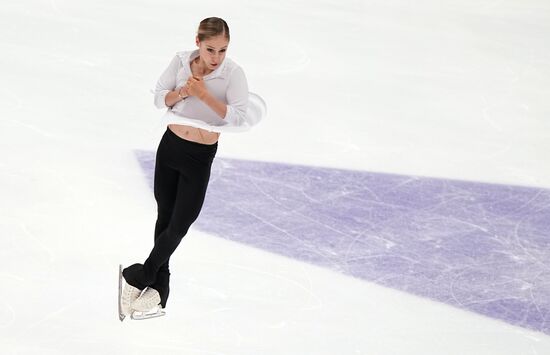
top-left (195, 36), bottom-right (200, 47)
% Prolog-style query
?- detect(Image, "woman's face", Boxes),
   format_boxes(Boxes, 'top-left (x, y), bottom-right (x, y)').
top-left (196, 35), bottom-right (229, 70)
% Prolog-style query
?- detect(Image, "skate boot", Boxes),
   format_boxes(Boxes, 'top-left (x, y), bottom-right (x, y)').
top-left (131, 287), bottom-right (166, 320)
top-left (118, 264), bottom-right (143, 321)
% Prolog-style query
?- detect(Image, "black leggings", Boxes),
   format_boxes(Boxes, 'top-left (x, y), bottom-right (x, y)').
top-left (123, 126), bottom-right (217, 307)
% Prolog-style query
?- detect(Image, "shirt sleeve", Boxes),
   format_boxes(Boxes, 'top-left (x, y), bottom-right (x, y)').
top-left (153, 55), bottom-right (181, 109)
top-left (223, 66), bottom-right (249, 125)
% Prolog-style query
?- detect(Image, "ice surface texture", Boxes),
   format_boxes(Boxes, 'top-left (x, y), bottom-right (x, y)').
top-left (136, 151), bottom-right (550, 334)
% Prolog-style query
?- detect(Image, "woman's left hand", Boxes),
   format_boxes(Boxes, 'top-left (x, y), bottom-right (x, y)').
top-left (186, 76), bottom-right (208, 100)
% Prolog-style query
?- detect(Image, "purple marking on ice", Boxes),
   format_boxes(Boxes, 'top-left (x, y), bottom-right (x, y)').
top-left (134, 150), bottom-right (550, 334)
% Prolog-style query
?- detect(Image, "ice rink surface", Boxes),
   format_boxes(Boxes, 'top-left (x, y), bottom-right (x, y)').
top-left (1, 0), bottom-right (550, 354)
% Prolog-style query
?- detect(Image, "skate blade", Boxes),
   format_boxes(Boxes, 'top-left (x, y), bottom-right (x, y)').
top-left (131, 306), bottom-right (166, 320)
top-left (118, 264), bottom-right (125, 322)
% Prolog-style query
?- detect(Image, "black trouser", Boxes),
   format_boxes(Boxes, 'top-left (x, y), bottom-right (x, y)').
top-left (123, 126), bottom-right (217, 308)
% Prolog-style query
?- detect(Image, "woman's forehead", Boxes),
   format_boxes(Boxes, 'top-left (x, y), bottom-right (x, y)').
top-left (202, 36), bottom-right (229, 48)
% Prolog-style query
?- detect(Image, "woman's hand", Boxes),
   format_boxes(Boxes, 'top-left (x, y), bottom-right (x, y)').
top-left (186, 76), bottom-right (208, 100)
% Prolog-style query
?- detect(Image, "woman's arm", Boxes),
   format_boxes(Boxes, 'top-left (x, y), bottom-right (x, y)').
top-left (164, 87), bottom-right (189, 107)
top-left (198, 90), bottom-right (227, 118)
top-left (186, 67), bottom-right (248, 122)
top-left (222, 67), bottom-right (249, 124)
top-left (186, 76), bottom-right (226, 117)
top-left (154, 55), bottom-right (188, 109)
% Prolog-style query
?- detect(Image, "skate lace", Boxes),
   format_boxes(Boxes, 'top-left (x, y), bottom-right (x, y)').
top-left (123, 282), bottom-right (141, 300)
top-left (135, 288), bottom-right (161, 309)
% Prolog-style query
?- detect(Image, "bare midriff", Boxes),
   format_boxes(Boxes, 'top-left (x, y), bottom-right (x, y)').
top-left (168, 124), bottom-right (219, 145)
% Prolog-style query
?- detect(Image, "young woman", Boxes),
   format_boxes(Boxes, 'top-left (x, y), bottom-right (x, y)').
top-left (119, 17), bottom-right (262, 320)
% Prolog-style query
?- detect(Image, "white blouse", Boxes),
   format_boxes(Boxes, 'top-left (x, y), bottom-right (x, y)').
top-left (152, 49), bottom-right (265, 133)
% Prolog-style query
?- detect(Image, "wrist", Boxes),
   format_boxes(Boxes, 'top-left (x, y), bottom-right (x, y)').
top-left (177, 88), bottom-right (187, 100)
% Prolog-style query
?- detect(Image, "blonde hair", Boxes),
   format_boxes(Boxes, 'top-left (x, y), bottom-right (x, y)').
top-left (197, 17), bottom-right (230, 42)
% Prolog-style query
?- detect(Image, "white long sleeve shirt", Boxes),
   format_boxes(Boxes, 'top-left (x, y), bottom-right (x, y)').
top-left (153, 49), bottom-right (264, 133)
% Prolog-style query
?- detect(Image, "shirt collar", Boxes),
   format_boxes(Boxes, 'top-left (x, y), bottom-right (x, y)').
top-left (186, 49), bottom-right (227, 80)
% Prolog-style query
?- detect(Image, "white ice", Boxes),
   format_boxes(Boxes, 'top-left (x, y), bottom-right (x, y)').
top-left (1, 0), bottom-right (549, 354)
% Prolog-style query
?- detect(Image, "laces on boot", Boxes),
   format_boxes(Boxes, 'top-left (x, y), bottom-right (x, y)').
top-left (132, 287), bottom-right (161, 312)
top-left (121, 281), bottom-right (142, 315)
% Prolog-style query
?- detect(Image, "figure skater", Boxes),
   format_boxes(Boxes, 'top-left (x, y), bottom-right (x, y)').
top-left (118, 16), bottom-right (263, 320)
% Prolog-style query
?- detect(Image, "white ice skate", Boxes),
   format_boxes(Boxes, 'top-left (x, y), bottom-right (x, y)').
top-left (131, 287), bottom-right (166, 320)
top-left (118, 264), bottom-right (143, 321)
